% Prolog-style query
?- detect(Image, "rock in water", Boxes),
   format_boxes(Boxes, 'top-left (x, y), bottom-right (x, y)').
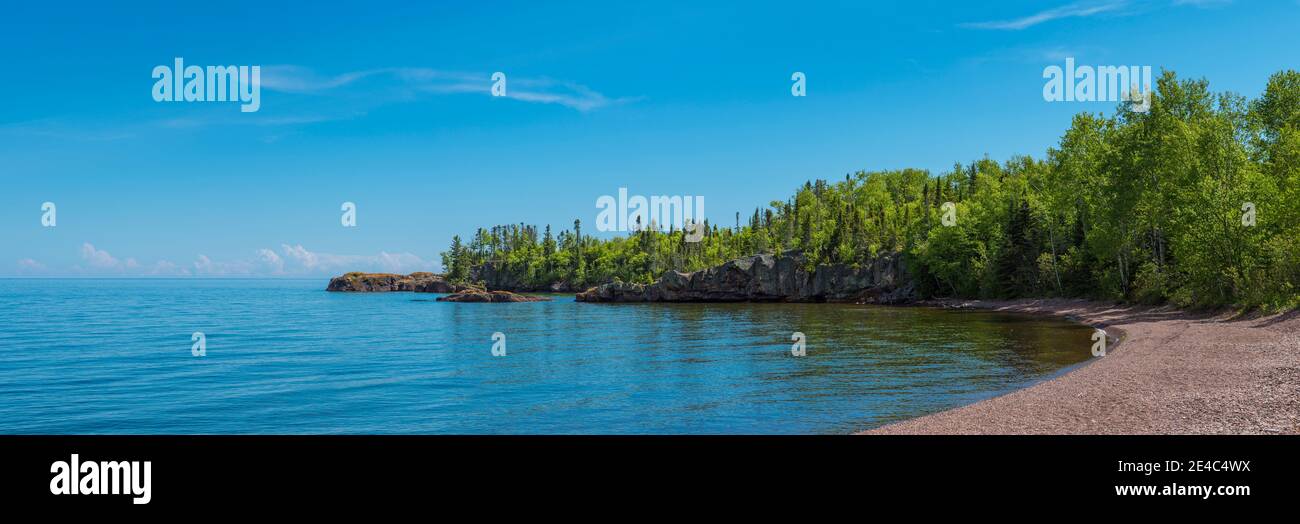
top-left (436, 291), bottom-right (551, 303)
top-left (326, 272), bottom-right (473, 293)
top-left (575, 251), bottom-right (914, 303)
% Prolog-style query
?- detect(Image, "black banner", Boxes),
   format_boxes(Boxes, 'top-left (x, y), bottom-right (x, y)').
top-left (0, 435), bottom-right (1289, 511)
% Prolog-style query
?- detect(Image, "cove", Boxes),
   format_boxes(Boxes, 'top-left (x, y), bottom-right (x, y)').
top-left (0, 279), bottom-right (1095, 434)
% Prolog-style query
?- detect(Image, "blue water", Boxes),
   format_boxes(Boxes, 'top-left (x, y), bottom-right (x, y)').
top-left (0, 279), bottom-right (1094, 434)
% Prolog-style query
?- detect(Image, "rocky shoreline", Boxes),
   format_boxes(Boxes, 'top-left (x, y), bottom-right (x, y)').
top-left (323, 269), bottom-right (1299, 434)
top-left (575, 251), bottom-right (915, 304)
top-left (328, 251), bottom-right (916, 305)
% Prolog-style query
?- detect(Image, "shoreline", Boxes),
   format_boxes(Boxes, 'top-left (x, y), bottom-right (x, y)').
top-left (863, 299), bottom-right (1300, 435)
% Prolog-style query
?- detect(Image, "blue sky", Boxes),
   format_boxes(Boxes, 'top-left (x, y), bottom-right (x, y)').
top-left (2, 0), bottom-right (1296, 277)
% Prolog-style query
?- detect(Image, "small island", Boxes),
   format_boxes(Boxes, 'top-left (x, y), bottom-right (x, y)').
top-left (437, 290), bottom-right (551, 302)
top-left (326, 271), bottom-right (548, 302)
top-left (326, 272), bottom-right (469, 293)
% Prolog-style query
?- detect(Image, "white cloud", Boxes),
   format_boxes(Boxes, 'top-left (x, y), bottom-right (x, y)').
top-left (261, 65), bottom-right (635, 112)
top-left (196, 245), bottom-right (403, 276)
top-left (506, 77), bottom-right (637, 112)
top-left (258, 66), bottom-right (390, 93)
top-left (6, 66), bottom-right (630, 143)
top-left (31, 243), bottom-right (431, 278)
top-left (963, 1), bottom-right (1130, 30)
top-left (148, 260), bottom-right (190, 276)
top-left (963, 0), bottom-right (1233, 30)
top-left (279, 244), bottom-right (320, 269)
top-left (16, 258), bottom-right (47, 275)
top-left (256, 248), bottom-right (285, 274)
top-left (80, 242), bottom-right (139, 272)
top-left (277, 244), bottom-right (431, 274)
top-left (191, 253), bottom-right (265, 276)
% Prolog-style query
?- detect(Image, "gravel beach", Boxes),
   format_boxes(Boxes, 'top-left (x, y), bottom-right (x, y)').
top-left (864, 299), bottom-right (1300, 435)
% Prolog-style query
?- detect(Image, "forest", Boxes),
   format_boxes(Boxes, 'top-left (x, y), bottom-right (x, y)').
top-left (442, 70), bottom-right (1300, 310)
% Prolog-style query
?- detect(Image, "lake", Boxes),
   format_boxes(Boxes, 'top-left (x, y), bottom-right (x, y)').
top-left (0, 279), bottom-right (1095, 434)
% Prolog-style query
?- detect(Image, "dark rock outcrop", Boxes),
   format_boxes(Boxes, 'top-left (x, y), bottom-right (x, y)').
top-left (436, 290), bottom-right (551, 303)
top-left (326, 272), bottom-right (477, 293)
top-left (575, 251), bottom-right (915, 304)
top-left (472, 261), bottom-right (575, 292)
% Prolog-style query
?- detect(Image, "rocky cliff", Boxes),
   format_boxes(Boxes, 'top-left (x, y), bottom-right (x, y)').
top-left (575, 251), bottom-right (915, 303)
top-left (472, 261), bottom-right (576, 292)
top-left (325, 272), bottom-right (477, 293)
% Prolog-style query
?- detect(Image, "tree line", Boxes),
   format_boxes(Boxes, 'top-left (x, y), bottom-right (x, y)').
top-left (442, 70), bottom-right (1300, 310)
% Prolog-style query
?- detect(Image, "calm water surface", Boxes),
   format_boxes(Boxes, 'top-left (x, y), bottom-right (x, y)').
top-left (0, 279), bottom-right (1094, 434)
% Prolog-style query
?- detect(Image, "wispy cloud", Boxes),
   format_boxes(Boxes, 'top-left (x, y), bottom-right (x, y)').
top-left (15, 258), bottom-right (47, 275)
top-left (963, 1), bottom-right (1130, 30)
top-left (45, 242), bottom-right (435, 277)
top-left (1, 66), bottom-right (630, 143)
top-left (261, 66), bottom-right (636, 112)
top-left (505, 77), bottom-right (633, 112)
top-left (189, 244), bottom-right (434, 276)
top-left (257, 66), bottom-right (393, 93)
top-left (963, 0), bottom-right (1234, 30)
top-left (260, 66), bottom-right (477, 94)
